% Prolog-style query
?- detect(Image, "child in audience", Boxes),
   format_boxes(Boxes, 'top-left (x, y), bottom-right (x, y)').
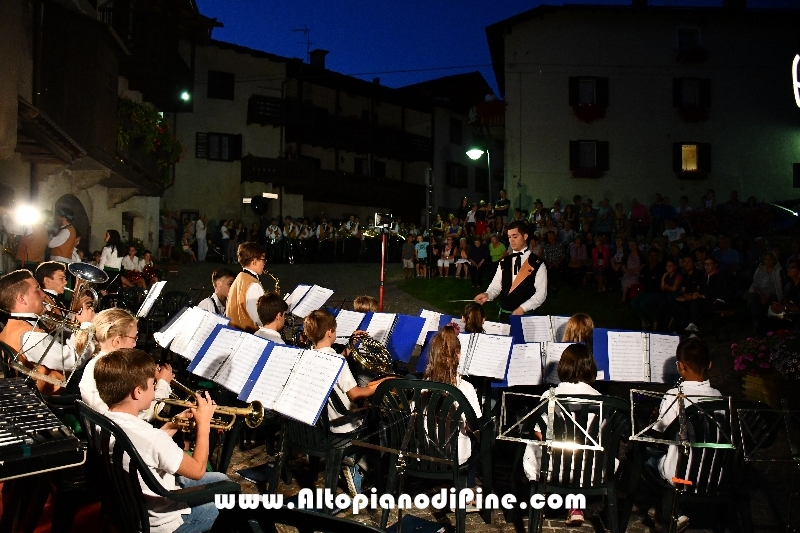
top-left (94, 348), bottom-right (230, 533)
top-left (462, 302), bottom-right (486, 333)
top-left (523, 343), bottom-right (609, 526)
top-left (353, 295), bottom-right (379, 312)
top-left (423, 325), bottom-right (482, 505)
top-left (647, 338), bottom-right (720, 532)
top-left (303, 309), bottom-right (389, 495)
top-left (254, 292), bottom-right (287, 344)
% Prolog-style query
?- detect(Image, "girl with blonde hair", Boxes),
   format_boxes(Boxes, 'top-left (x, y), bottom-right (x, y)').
top-left (77, 308), bottom-right (173, 419)
top-left (561, 312), bottom-right (594, 346)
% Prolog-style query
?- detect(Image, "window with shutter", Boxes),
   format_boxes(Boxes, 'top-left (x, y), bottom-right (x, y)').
top-left (195, 132), bottom-right (208, 159)
top-left (445, 162), bottom-right (468, 188)
top-left (198, 132), bottom-right (242, 162)
top-left (578, 79), bottom-right (596, 105)
top-left (674, 142), bottom-right (710, 179)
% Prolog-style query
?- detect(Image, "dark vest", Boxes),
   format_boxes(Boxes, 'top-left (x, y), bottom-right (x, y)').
top-left (497, 252), bottom-right (543, 311)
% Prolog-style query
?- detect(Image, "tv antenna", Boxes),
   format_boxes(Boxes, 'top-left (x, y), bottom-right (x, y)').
top-left (291, 25), bottom-right (313, 63)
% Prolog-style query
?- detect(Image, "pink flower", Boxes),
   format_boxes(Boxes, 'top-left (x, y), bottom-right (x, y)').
top-left (760, 362), bottom-right (770, 369)
top-left (731, 343), bottom-right (738, 350)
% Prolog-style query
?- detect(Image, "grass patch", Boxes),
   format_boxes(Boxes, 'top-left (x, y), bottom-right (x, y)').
top-left (398, 278), bottom-right (642, 329)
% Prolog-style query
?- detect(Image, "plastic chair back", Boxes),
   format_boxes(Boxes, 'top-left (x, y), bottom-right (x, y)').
top-left (160, 291), bottom-right (192, 322)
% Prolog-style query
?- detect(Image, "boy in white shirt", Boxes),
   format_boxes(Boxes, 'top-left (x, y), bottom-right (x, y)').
top-left (196, 268), bottom-right (235, 316)
top-left (648, 338), bottom-right (720, 532)
top-left (253, 292), bottom-right (287, 343)
top-left (95, 348), bottom-right (232, 533)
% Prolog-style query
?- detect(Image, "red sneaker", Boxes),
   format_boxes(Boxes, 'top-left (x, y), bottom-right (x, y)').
top-left (566, 509), bottom-right (585, 526)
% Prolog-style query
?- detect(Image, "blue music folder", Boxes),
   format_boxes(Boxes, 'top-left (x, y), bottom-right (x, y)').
top-left (593, 328), bottom-right (631, 381)
top-left (386, 314), bottom-right (426, 363)
top-left (186, 323), bottom-right (229, 373)
top-left (509, 315), bottom-right (526, 345)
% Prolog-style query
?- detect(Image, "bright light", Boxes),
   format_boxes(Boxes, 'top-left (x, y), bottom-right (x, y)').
top-left (180, 91), bottom-right (191, 102)
top-left (466, 148), bottom-right (485, 160)
top-left (14, 205), bottom-right (40, 226)
top-left (793, 55), bottom-right (800, 108)
top-left (242, 198), bottom-right (252, 204)
top-left (262, 193), bottom-right (279, 199)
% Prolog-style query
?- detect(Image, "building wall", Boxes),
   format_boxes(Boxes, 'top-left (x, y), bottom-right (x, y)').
top-left (502, 8), bottom-right (800, 210)
top-left (165, 43), bottom-right (285, 223)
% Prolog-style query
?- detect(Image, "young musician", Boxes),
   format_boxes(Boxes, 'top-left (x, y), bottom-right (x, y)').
top-left (316, 217), bottom-right (333, 263)
top-left (94, 348), bottom-right (231, 533)
top-left (462, 303), bottom-right (486, 333)
top-left (353, 295), bottom-right (379, 313)
top-left (265, 218), bottom-right (282, 263)
top-left (121, 246), bottom-right (147, 288)
top-left (561, 313), bottom-right (594, 348)
top-left (647, 338), bottom-right (720, 531)
top-left (197, 268), bottom-right (235, 317)
top-left (283, 216), bottom-right (297, 264)
top-left (522, 343), bottom-right (607, 525)
top-left (254, 292), bottom-right (287, 344)
top-left (0, 270), bottom-right (91, 394)
top-left (48, 208), bottom-right (76, 264)
top-left (35, 261), bottom-right (69, 312)
top-left (225, 242), bottom-right (267, 333)
top-left (475, 220), bottom-right (547, 320)
top-left (98, 230), bottom-right (125, 293)
top-left (423, 325), bottom-right (482, 496)
top-left (76, 308), bottom-right (172, 419)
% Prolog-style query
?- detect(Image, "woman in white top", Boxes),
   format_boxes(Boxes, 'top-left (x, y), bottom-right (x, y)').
top-left (98, 230), bottom-right (125, 293)
top-left (422, 325), bottom-right (482, 487)
top-left (76, 308), bottom-right (172, 420)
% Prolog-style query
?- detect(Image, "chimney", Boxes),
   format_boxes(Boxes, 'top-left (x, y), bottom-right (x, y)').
top-left (309, 49), bottom-right (329, 69)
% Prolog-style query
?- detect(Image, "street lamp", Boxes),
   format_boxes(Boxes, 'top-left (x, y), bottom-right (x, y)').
top-left (180, 91), bottom-right (191, 102)
top-left (466, 147), bottom-right (491, 205)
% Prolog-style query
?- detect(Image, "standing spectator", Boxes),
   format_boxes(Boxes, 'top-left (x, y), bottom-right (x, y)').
top-left (629, 199), bottom-right (649, 239)
top-left (414, 235), bottom-right (428, 278)
top-left (401, 235), bottom-right (416, 280)
top-left (550, 199), bottom-right (563, 228)
top-left (531, 200), bottom-right (547, 231)
top-left (457, 197), bottom-right (470, 222)
top-left (543, 230), bottom-right (565, 291)
top-left (467, 236), bottom-right (490, 288)
top-left (592, 235), bottom-right (610, 293)
top-left (474, 203), bottom-right (488, 237)
top-left (195, 214), bottom-right (208, 262)
top-left (455, 238), bottom-right (470, 280)
top-left (220, 219), bottom-right (230, 263)
top-left (595, 198), bottom-right (614, 239)
top-left (160, 211), bottom-right (177, 262)
top-left (465, 204), bottom-right (478, 237)
top-left (250, 222), bottom-right (261, 244)
top-left (494, 189), bottom-right (511, 223)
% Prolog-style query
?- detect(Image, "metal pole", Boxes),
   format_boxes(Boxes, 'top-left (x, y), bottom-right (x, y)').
top-left (379, 231), bottom-right (386, 311)
top-left (487, 150), bottom-right (492, 207)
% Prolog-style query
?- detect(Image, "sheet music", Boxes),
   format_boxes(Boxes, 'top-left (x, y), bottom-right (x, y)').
top-left (213, 335), bottom-right (271, 395)
top-left (543, 342), bottom-right (572, 384)
top-left (244, 346), bottom-right (304, 408)
top-left (366, 313), bottom-right (396, 345)
top-left (520, 315), bottom-right (554, 343)
top-left (191, 328), bottom-right (243, 381)
top-left (275, 349), bottom-right (345, 426)
top-left (649, 334), bottom-right (680, 383)
top-left (607, 331), bottom-right (646, 382)
top-left (417, 309), bottom-right (442, 345)
top-left (506, 343), bottom-right (543, 386)
top-left (483, 320), bottom-right (511, 336)
top-left (172, 310), bottom-right (229, 360)
top-left (335, 310), bottom-right (365, 342)
top-left (464, 334), bottom-right (513, 379)
top-left (456, 333), bottom-right (473, 374)
top-left (291, 285), bottom-right (334, 318)
top-left (285, 285), bottom-right (311, 311)
top-left (154, 307), bottom-right (200, 348)
top-left (551, 316), bottom-right (571, 342)
top-left (137, 280), bottom-right (166, 318)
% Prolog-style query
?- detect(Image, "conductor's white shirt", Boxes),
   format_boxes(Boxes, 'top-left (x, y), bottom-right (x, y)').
top-left (485, 248), bottom-right (548, 312)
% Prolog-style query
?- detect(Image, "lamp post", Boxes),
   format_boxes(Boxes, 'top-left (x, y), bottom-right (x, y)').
top-left (466, 148), bottom-right (491, 206)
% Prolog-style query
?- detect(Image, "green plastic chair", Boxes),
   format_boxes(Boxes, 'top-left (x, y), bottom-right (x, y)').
top-left (370, 378), bottom-right (494, 533)
top-left (77, 401), bottom-right (241, 533)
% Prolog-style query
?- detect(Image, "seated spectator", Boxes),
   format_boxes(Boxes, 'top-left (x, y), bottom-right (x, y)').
top-left (684, 256), bottom-right (729, 334)
top-left (488, 234), bottom-right (506, 263)
top-left (620, 240), bottom-right (642, 303)
top-left (455, 238), bottom-right (470, 280)
top-left (592, 235), bottom-right (610, 293)
top-left (529, 233), bottom-right (544, 258)
top-left (664, 255), bottom-right (703, 332)
top-left (747, 252), bottom-right (783, 334)
top-left (635, 256), bottom-right (682, 331)
top-left (629, 248), bottom-right (666, 327)
top-left (768, 258), bottom-right (800, 330)
top-left (613, 202), bottom-right (628, 236)
top-left (713, 236), bottom-right (739, 279)
top-left (543, 230), bottom-right (565, 291)
top-left (676, 195), bottom-right (692, 232)
top-left (558, 220), bottom-right (575, 245)
top-left (566, 235), bottom-right (589, 287)
top-left (662, 218), bottom-right (686, 248)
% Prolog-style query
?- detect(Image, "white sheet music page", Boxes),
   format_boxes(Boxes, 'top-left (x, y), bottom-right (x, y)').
top-left (551, 316), bottom-right (571, 342)
top-left (137, 280), bottom-right (166, 318)
top-left (520, 315), bottom-right (554, 343)
top-left (483, 321), bottom-right (511, 336)
top-left (275, 349), bottom-right (345, 426)
top-left (245, 346), bottom-right (304, 409)
top-left (464, 334), bottom-right (513, 379)
top-left (285, 285), bottom-right (311, 312)
top-left (648, 334), bottom-right (680, 383)
top-left (173, 310), bottom-right (230, 360)
top-left (154, 306), bottom-right (199, 348)
top-left (543, 342), bottom-right (572, 384)
top-left (291, 285), bottom-right (334, 318)
top-left (457, 333), bottom-right (473, 375)
top-left (335, 310), bottom-right (365, 343)
top-left (213, 335), bottom-right (271, 395)
top-left (417, 310), bottom-right (442, 345)
top-left (191, 328), bottom-right (243, 381)
top-left (366, 313), bottom-right (396, 345)
top-left (608, 331), bottom-right (646, 382)
top-left (452, 318), bottom-right (466, 331)
top-left (506, 343), bottom-right (544, 387)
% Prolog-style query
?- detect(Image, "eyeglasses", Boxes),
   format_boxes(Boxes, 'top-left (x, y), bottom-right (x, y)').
top-left (123, 335), bottom-right (139, 342)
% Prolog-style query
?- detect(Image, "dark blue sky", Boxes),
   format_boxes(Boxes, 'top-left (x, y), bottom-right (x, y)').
top-left (195, 0), bottom-right (795, 93)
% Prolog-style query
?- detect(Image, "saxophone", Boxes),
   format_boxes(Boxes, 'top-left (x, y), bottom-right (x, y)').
top-left (264, 269), bottom-right (280, 295)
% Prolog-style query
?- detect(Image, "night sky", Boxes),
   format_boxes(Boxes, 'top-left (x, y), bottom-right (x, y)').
top-left (195, 0), bottom-right (797, 94)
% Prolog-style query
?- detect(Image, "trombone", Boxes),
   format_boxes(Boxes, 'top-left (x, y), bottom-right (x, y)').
top-left (153, 397), bottom-right (265, 432)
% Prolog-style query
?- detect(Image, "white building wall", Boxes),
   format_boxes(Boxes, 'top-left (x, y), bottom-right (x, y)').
top-left (432, 107), bottom-right (487, 213)
top-left (165, 43), bottom-right (285, 223)
top-left (502, 8), bottom-right (800, 210)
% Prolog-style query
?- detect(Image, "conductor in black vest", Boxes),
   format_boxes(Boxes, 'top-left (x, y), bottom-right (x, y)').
top-left (474, 220), bottom-right (547, 320)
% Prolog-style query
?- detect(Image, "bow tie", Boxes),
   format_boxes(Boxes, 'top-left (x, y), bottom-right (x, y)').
top-left (511, 248), bottom-right (528, 274)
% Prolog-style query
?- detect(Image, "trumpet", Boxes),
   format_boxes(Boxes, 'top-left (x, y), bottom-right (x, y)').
top-left (153, 398), bottom-right (265, 431)
top-left (169, 378), bottom-right (198, 401)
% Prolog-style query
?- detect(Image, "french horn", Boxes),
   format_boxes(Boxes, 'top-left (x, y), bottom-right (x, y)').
top-left (347, 332), bottom-right (398, 387)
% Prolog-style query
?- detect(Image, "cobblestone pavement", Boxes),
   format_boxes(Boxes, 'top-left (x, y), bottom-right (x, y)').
top-left (163, 261), bottom-right (792, 533)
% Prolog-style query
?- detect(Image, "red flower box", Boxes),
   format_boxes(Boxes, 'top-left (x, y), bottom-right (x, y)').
top-left (572, 104), bottom-right (606, 124)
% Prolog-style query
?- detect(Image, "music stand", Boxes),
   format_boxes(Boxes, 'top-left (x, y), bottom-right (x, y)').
top-left (737, 400), bottom-right (800, 531)
top-left (630, 386), bottom-right (734, 533)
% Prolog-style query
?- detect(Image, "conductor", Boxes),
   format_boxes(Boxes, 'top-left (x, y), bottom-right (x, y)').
top-left (474, 220), bottom-right (547, 320)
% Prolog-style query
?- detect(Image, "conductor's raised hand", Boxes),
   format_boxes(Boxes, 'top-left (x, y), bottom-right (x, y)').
top-left (192, 391), bottom-right (215, 428)
top-left (474, 293), bottom-right (489, 304)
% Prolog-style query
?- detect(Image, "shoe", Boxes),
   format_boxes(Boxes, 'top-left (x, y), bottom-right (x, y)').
top-left (685, 323), bottom-right (699, 332)
top-left (341, 464), bottom-right (362, 497)
top-left (647, 509), bottom-right (689, 533)
top-left (565, 509), bottom-right (584, 526)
